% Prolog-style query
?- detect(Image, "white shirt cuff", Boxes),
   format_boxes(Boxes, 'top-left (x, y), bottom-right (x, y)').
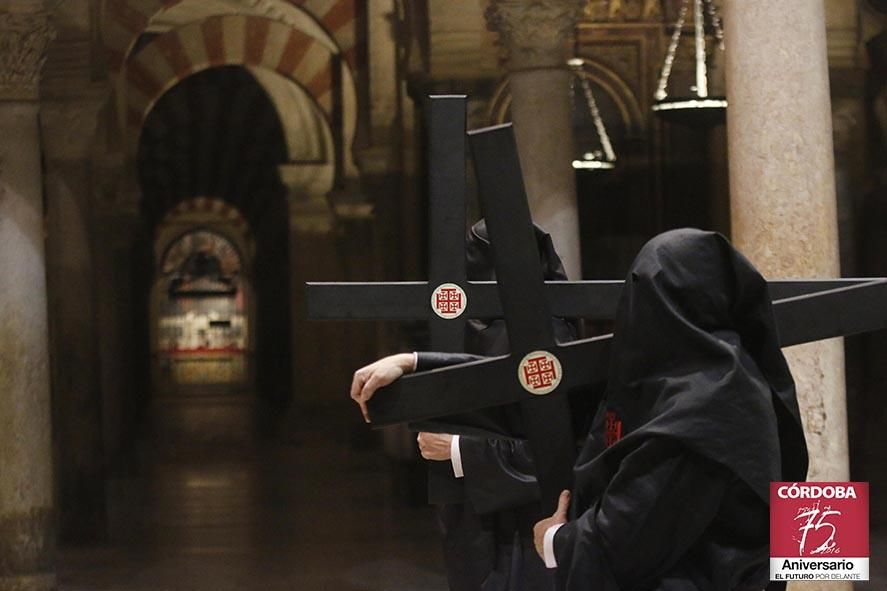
top-left (543, 523), bottom-right (564, 568)
top-left (412, 351), bottom-right (418, 372)
top-left (450, 435), bottom-right (464, 478)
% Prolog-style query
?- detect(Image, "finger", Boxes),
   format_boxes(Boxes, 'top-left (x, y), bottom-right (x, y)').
top-left (358, 398), bottom-right (369, 423)
top-left (555, 490), bottom-right (571, 518)
top-left (360, 373), bottom-right (383, 401)
top-left (350, 372), bottom-right (365, 399)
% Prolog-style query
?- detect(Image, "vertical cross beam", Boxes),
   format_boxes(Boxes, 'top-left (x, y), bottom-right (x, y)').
top-left (419, 96), bottom-right (469, 499)
top-left (427, 95), bottom-right (468, 352)
top-left (468, 123), bottom-right (577, 512)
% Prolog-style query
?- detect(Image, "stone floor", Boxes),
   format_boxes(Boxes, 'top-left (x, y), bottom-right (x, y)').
top-left (56, 401), bottom-right (886, 591)
top-left (58, 403), bottom-right (449, 591)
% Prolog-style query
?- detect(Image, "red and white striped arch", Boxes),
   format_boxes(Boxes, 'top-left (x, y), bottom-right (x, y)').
top-left (122, 14), bottom-right (340, 134)
top-left (105, 0), bottom-right (357, 71)
top-left (159, 197), bottom-right (252, 239)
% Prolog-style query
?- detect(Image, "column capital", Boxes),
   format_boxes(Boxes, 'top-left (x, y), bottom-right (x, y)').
top-left (484, 0), bottom-right (585, 70)
top-left (0, 10), bottom-right (55, 101)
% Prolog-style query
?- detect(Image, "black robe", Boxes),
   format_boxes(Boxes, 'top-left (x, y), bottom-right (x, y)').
top-left (551, 229), bottom-right (809, 591)
top-left (421, 221), bottom-right (597, 591)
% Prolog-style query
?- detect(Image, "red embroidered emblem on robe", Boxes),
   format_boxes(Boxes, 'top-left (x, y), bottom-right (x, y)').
top-left (605, 411), bottom-right (623, 447)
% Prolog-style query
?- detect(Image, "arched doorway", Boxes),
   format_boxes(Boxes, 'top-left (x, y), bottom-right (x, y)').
top-left (96, 1), bottom-right (359, 452)
top-left (149, 220), bottom-right (257, 444)
top-left (152, 227), bottom-right (253, 393)
top-left (136, 66), bottom-right (295, 443)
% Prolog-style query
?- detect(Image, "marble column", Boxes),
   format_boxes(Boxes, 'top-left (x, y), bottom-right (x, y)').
top-left (281, 165), bottom-right (334, 405)
top-left (724, 5), bottom-right (849, 579)
top-left (485, 0), bottom-right (585, 279)
top-left (44, 160), bottom-right (106, 542)
top-left (361, 0), bottom-right (409, 282)
top-left (91, 166), bottom-right (140, 472)
top-left (0, 8), bottom-right (57, 591)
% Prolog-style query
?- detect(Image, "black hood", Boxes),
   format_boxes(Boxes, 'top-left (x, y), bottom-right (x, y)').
top-left (466, 219), bottom-right (568, 283)
top-left (464, 219), bottom-right (573, 355)
top-left (573, 228), bottom-right (808, 505)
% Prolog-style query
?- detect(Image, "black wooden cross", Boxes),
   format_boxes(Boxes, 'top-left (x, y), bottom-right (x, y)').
top-left (307, 97), bottom-right (887, 512)
top-left (359, 123), bottom-right (887, 512)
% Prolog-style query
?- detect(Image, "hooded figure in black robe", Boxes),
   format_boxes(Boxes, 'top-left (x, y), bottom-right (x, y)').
top-left (418, 220), bottom-right (595, 591)
top-left (548, 228), bottom-right (809, 591)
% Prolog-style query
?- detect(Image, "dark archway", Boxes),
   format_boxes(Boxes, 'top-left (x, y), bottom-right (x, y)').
top-left (136, 65), bottom-right (293, 442)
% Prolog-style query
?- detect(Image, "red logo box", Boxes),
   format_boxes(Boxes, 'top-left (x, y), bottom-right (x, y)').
top-left (770, 482), bottom-right (869, 581)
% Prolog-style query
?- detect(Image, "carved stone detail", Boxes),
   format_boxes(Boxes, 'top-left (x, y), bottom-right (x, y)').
top-left (485, 0), bottom-right (586, 69)
top-left (0, 11), bottom-right (55, 100)
top-left (642, 0), bottom-right (662, 20)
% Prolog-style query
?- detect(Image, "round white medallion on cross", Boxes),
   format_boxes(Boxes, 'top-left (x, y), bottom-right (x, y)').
top-left (517, 350), bottom-right (563, 395)
top-left (430, 283), bottom-right (468, 319)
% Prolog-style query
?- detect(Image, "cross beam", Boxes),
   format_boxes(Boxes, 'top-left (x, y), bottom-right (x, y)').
top-left (366, 279), bottom-right (887, 427)
top-left (426, 94), bottom-right (467, 352)
top-left (307, 279), bottom-right (876, 320)
top-left (466, 123), bottom-right (577, 507)
top-left (421, 95), bottom-right (470, 495)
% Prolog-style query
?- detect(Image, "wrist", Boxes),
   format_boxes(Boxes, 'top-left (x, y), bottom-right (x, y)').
top-left (395, 353), bottom-right (416, 373)
top-left (543, 522), bottom-right (566, 568)
top-left (450, 435), bottom-right (463, 477)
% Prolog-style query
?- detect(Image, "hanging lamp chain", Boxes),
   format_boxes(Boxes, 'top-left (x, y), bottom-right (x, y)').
top-left (655, 0), bottom-right (689, 101)
top-left (655, 0), bottom-right (725, 101)
top-left (579, 71), bottom-right (617, 162)
top-left (693, 0), bottom-right (708, 98)
top-left (706, 0), bottom-right (725, 50)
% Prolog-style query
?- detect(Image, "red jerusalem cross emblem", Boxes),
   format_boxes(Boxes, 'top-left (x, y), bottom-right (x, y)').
top-left (517, 351), bottom-right (563, 395)
top-left (604, 411), bottom-right (623, 448)
top-left (431, 283), bottom-right (467, 319)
